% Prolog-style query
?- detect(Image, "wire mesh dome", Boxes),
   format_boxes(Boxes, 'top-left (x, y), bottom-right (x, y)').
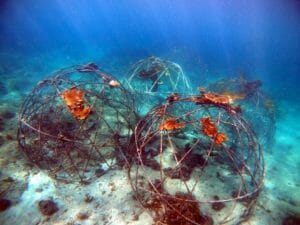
top-left (18, 63), bottom-right (137, 183)
top-left (207, 76), bottom-right (276, 150)
top-left (124, 56), bottom-right (193, 115)
top-left (129, 90), bottom-right (264, 224)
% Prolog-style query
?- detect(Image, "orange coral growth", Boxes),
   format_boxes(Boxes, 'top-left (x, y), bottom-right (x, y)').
top-left (214, 133), bottom-right (227, 145)
top-left (201, 117), bottom-right (218, 137)
top-left (203, 92), bottom-right (232, 104)
top-left (72, 106), bottom-right (91, 120)
top-left (200, 117), bottom-right (226, 145)
top-left (158, 118), bottom-right (185, 131)
top-left (203, 91), bottom-right (245, 105)
top-left (195, 87), bottom-right (243, 105)
top-left (62, 87), bottom-right (91, 120)
top-left (62, 87), bottom-right (84, 107)
top-left (190, 91), bottom-right (242, 114)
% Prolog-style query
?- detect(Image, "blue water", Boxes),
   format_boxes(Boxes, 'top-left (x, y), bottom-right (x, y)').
top-left (0, 0), bottom-right (300, 224)
top-left (1, 0), bottom-right (299, 89)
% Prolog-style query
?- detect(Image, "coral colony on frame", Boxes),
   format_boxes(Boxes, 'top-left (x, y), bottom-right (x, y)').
top-left (15, 60), bottom-right (269, 224)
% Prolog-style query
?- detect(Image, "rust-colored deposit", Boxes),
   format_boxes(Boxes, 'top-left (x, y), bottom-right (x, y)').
top-left (200, 117), bottom-right (226, 145)
top-left (159, 118), bottom-right (185, 131)
top-left (203, 92), bottom-right (233, 104)
top-left (62, 87), bottom-right (91, 120)
top-left (194, 88), bottom-right (244, 105)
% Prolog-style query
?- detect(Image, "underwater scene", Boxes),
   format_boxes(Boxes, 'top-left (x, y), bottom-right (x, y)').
top-left (0, 0), bottom-right (300, 224)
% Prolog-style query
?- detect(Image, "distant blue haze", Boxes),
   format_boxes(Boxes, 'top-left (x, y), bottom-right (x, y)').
top-left (0, 0), bottom-right (299, 98)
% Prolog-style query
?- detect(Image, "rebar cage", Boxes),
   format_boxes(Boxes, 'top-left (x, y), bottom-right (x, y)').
top-left (124, 56), bottom-right (193, 115)
top-left (16, 61), bottom-right (267, 224)
top-left (129, 91), bottom-right (265, 224)
top-left (17, 63), bottom-right (137, 183)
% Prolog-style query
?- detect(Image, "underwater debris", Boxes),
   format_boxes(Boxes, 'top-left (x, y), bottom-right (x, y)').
top-left (18, 63), bottom-right (137, 183)
top-left (38, 199), bottom-right (59, 216)
top-left (129, 91), bottom-right (264, 224)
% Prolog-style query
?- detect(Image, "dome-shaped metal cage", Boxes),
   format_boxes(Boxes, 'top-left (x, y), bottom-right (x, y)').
top-left (128, 90), bottom-right (265, 224)
top-left (124, 56), bottom-right (193, 115)
top-left (17, 63), bottom-right (137, 183)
